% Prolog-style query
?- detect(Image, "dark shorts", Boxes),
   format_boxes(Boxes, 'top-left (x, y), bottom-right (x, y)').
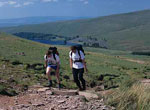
top-left (47, 65), bottom-right (57, 70)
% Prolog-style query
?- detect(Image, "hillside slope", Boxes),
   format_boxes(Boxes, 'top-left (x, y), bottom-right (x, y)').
top-left (0, 32), bottom-right (149, 92)
top-left (1, 32), bottom-right (150, 110)
top-left (0, 10), bottom-right (150, 51)
top-left (0, 16), bottom-right (89, 27)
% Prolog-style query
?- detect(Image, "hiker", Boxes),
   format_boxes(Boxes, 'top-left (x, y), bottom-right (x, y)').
top-left (44, 48), bottom-right (61, 89)
top-left (69, 45), bottom-right (88, 91)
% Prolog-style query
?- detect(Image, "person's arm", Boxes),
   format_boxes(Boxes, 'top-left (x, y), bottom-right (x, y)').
top-left (56, 55), bottom-right (60, 70)
top-left (56, 62), bottom-right (60, 69)
top-left (44, 55), bottom-right (48, 68)
top-left (69, 51), bottom-right (73, 69)
top-left (82, 59), bottom-right (88, 72)
top-left (70, 58), bottom-right (73, 69)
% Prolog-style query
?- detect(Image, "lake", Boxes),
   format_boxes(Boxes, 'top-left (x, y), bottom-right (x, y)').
top-left (32, 39), bottom-right (79, 46)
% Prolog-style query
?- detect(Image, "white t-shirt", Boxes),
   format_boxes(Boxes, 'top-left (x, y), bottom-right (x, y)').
top-left (69, 50), bottom-right (85, 69)
top-left (44, 54), bottom-right (60, 66)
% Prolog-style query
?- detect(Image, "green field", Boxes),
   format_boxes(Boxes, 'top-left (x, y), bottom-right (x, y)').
top-left (0, 32), bottom-right (150, 95)
top-left (1, 32), bottom-right (150, 109)
top-left (0, 10), bottom-right (150, 51)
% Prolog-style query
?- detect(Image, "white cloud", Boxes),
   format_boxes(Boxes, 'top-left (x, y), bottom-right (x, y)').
top-left (0, 2), bottom-right (6, 7)
top-left (23, 2), bottom-right (34, 6)
top-left (0, 0), bottom-right (35, 8)
top-left (14, 3), bottom-right (21, 7)
top-left (42, 0), bottom-right (58, 2)
top-left (53, 0), bottom-right (58, 2)
top-left (84, 1), bottom-right (88, 4)
top-left (0, 0), bottom-right (89, 8)
top-left (0, 1), bottom-right (17, 7)
top-left (8, 1), bottom-right (17, 5)
top-left (79, 0), bottom-right (89, 5)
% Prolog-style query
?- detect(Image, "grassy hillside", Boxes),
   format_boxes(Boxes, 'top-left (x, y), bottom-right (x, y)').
top-left (1, 32), bottom-right (150, 109)
top-left (0, 32), bottom-right (150, 94)
top-left (0, 10), bottom-right (150, 51)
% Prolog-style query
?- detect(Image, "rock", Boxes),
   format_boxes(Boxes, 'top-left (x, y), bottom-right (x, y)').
top-left (78, 95), bottom-right (88, 102)
top-left (30, 85), bottom-right (43, 89)
top-left (32, 103), bottom-right (45, 107)
top-left (94, 85), bottom-right (105, 92)
top-left (14, 100), bottom-right (19, 105)
top-left (37, 87), bottom-right (50, 92)
top-left (63, 75), bottom-right (70, 80)
top-left (46, 90), bottom-right (53, 95)
top-left (98, 75), bottom-right (104, 81)
top-left (79, 91), bottom-right (99, 99)
top-left (0, 85), bottom-right (115, 110)
top-left (141, 79), bottom-right (150, 84)
top-left (46, 107), bottom-right (55, 110)
top-left (64, 95), bottom-right (69, 98)
top-left (99, 89), bottom-right (114, 97)
top-left (16, 104), bottom-right (29, 109)
top-left (50, 108), bottom-right (55, 110)
top-left (57, 100), bottom-right (66, 103)
top-left (28, 89), bottom-right (33, 93)
top-left (2, 65), bottom-right (6, 69)
top-left (71, 105), bottom-right (77, 109)
top-left (90, 81), bottom-right (96, 88)
top-left (60, 106), bottom-right (69, 109)
top-left (52, 89), bottom-right (78, 96)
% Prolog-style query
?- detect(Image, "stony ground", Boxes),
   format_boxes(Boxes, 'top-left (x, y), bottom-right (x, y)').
top-left (0, 86), bottom-right (115, 110)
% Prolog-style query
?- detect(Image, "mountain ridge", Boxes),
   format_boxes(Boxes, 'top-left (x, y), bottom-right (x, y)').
top-left (0, 9), bottom-right (150, 51)
top-left (0, 16), bottom-right (90, 27)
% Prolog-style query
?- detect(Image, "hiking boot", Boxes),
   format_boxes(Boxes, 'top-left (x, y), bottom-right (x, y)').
top-left (48, 80), bottom-right (53, 87)
top-left (78, 88), bottom-right (84, 91)
top-left (82, 86), bottom-right (86, 91)
top-left (57, 83), bottom-right (61, 90)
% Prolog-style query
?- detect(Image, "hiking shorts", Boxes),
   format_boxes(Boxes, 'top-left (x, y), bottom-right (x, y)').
top-left (47, 65), bottom-right (57, 70)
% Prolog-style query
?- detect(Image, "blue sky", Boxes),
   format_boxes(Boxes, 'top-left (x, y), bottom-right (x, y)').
top-left (0, 0), bottom-right (150, 19)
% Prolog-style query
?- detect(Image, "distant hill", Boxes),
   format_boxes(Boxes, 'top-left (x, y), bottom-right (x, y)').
top-left (0, 16), bottom-right (89, 27)
top-left (0, 10), bottom-right (150, 51)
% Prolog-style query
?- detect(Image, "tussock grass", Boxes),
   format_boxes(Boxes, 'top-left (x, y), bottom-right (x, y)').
top-left (107, 82), bottom-right (150, 110)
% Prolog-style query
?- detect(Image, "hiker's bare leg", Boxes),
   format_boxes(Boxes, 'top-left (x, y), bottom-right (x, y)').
top-left (55, 68), bottom-right (60, 84)
top-left (46, 67), bottom-right (52, 81)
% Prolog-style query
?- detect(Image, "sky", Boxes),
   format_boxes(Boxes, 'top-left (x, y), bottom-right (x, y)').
top-left (0, 0), bottom-right (150, 19)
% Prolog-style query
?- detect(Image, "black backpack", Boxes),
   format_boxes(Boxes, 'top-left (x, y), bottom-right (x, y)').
top-left (71, 45), bottom-right (85, 60)
top-left (46, 47), bottom-right (59, 61)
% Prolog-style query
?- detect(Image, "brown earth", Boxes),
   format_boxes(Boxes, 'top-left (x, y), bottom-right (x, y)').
top-left (0, 86), bottom-right (115, 110)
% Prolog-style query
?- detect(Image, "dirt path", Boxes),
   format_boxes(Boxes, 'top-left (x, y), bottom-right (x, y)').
top-left (0, 86), bottom-right (114, 110)
top-left (118, 56), bottom-right (146, 64)
top-left (141, 79), bottom-right (150, 85)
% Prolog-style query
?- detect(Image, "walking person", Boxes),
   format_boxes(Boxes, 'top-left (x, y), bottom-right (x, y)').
top-left (44, 48), bottom-right (61, 89)
top-left (69, 45), bottom-right (88, 91)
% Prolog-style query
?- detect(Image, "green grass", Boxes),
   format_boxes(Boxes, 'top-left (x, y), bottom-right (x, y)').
top-left (106, 82), bottom-right (150, 110)
top-left (0, 32), bottom-right (150, 97)
top-left (0, 10), bottom-right (150, 51)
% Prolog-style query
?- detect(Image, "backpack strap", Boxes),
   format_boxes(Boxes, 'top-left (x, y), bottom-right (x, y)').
top-left (77, 50), bottom-right (81, 60)
top-left (53, 53), bottom-right (56, 61)
top-left (71, 51), bottom-right (73, 59)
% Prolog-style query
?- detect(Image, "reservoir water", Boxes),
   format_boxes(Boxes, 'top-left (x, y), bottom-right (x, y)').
top-left (32, 39), bottom-right (78, 46)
